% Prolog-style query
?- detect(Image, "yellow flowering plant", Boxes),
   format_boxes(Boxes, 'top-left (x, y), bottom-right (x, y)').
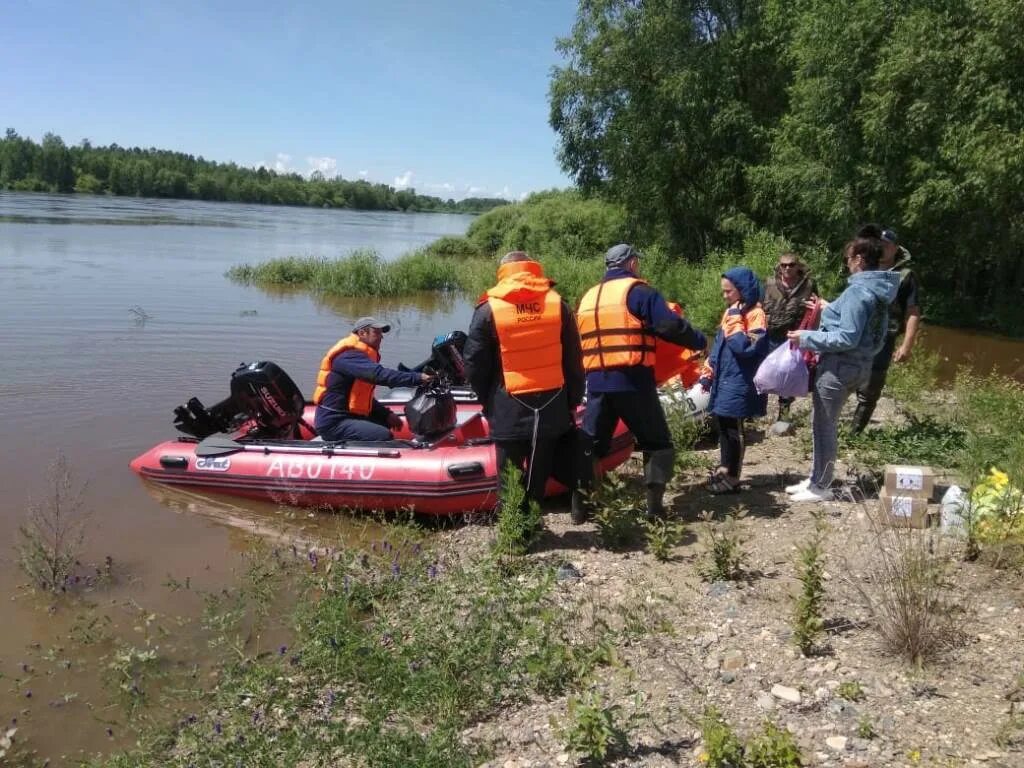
top-left (969, 467), bottom-right (1024, 543)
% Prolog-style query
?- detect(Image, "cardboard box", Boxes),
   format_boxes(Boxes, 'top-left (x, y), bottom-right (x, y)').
top-left (883, 464), bottom-right (936, 500)
top-left (879, 489), bottom-right (933, 528)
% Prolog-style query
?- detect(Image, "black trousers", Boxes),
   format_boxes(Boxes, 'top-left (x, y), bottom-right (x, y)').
top-left (582, 390), bottom-right (672, 455)
top-left (717, 415), bottom-right (745, 478)
top-left (854, 334), bottom-right (896, 429)
top-left (495, 437), bottom-right (559, 509)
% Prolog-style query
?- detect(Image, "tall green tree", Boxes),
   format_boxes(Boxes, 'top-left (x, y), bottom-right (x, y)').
top-left (549, 0), bottom-right (788, 258)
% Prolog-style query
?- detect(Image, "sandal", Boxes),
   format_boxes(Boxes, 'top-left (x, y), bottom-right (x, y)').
top-left (707, 475), bottom-right (741, 495)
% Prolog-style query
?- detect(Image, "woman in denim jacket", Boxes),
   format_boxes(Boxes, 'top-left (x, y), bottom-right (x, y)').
top-left (785, 238), bottom-right (900, 502)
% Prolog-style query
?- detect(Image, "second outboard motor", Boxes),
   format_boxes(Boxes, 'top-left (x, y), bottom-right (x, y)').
top-left (229, 361), bottom-right (306, 438)
top-left (173, 361), bottom-right (306, 439)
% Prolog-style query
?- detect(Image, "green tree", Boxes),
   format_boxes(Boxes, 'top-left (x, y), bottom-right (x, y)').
top-left (549, 0), bottom-right (788, 258)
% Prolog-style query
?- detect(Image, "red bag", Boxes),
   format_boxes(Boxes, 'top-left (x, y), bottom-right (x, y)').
top-left (797, 300), bottom-right (822, 378)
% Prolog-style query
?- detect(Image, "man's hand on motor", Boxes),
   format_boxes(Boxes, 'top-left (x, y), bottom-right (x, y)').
top-left (420, 372), bottom-right (435, 384)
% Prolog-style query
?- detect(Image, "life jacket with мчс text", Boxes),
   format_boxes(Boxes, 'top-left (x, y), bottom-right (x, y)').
top-left (577, 277), bottom-right (656, 371)
top-left (481, 260), bottom-right (565, 395)
top-left (312, 334), bottom-right (379, 416)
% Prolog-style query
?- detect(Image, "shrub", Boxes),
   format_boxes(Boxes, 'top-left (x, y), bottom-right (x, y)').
top-left (844, 508), bottom-right (962, 667)
top-left (16, 453), bottom-right (88, 593)
top-left (561, 692), bottom-right (631, 762)
top-left (837, 680), bottom-right (865, 702)
top-left (493, 463), bottom-right (543, 558)
top-left (589, 473), bottom-right (641, 549)
top-left (642, 517), bottom-right (686, 561)
top-left (745, 720), bottom-right (804, 768)
top-left (792, 513), bottom-right (828, 656)
top-left (699, 507), bottom-right (747, 582)
top-left (699, 706), bottom-right (745, 768)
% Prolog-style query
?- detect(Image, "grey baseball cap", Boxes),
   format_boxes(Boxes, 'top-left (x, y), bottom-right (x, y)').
top-left (605, 243), bottom-right (641, 268)
top-left (353, 316), bottom-right (391, 333)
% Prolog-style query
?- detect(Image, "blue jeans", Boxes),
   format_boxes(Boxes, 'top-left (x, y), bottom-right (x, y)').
top-left (810, 355), bottom-right (870, 487)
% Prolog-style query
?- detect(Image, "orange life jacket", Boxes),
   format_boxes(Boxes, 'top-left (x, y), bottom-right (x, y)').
top-left (654, 301), bottom-right (703, 387)
top-left (481, 260), bottom-right (565, 395)
top-left (576, 277), bottom-right (656, 371)
top-left (312, 334), bottom-right (379, 416)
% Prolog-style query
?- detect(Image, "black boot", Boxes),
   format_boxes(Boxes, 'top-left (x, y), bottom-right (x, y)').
top-left (571, 432), bottom-right (597, 525)
top-left (851, 402), bottom-right (872, 434)
top-left (643, 448), bottom-right (675, 518)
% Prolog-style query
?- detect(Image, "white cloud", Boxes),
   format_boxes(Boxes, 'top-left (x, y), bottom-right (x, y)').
top-left (467, 185), bottom-right (486, 195)
top-left (273, 153), bottom-right (293, 173)
top-left (394, 170), bottom-right (415, 189)
top-left (358, 170), bottom-right (368, 178)
top-left (306, 156), bottom-right (338, 178)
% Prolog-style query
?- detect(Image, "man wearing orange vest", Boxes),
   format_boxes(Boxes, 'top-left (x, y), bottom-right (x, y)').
top-left (575, 244), bottom-right (707, 521)
top-left (463, 252), bottom-right (585, 511)
top-left (313, 316), bottom-right (432, 442)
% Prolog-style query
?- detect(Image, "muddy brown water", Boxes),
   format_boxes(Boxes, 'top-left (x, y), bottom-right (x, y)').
top-left (0, 192), bottom-right (475, 763)
top-left (2, 192), bottom-right (1023, 763)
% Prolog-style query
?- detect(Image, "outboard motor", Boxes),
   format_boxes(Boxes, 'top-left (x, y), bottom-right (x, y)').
top-left (398, 330), bottom-right (468, 385)
top-left (404, 378), bottom-right (457, 440)
top-left (174, 361), bottom-right (306, 439)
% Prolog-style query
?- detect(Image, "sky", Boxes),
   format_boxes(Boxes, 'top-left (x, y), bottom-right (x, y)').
top-left (0, 0), bottom-right (580, 200)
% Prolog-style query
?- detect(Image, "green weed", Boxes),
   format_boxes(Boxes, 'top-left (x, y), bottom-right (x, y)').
top-left (856, 714), bottom-right (877, 739)
top-left (493, 462), bottom-right (543, 559)
top-left (793, 513), bottom-right (827, 656)
top-left (699, 706), bottom-right (745, 767)
top-left (560, 691), bottom-right (633, 763)
top-left (699, 507), bottom-right (747, 582)
top-left (837, 680), bottom-right (865, 702)
top-left (643, 517), bottom-right (687, 561)
top-left (745, 720), bottom-right (804, 767)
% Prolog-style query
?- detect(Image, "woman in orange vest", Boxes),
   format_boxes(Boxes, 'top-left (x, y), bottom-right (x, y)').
top-left (313, 317), bottom-right (431, 441)
top-left (463, 252), bottom-right (585, 514)
top-left (576, 244), bottom-right (707, 521)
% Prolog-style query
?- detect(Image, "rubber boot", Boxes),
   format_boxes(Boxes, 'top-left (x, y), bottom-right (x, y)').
top-left (643, 448), bottom-right (675, 518)
top-left (851, 401), bottom-right (872, 434)
top-left (571, 432), bottom-right (597, 525)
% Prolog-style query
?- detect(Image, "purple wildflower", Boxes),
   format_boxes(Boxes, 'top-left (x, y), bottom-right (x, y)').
top-left (252, 711), bottom-right (261, 724)
top-left (186, 714), bottom-right (198, 724)
top-left (25, 691), bottom-right (31, 699)
top-left (214, 721), bottom-right (222, 735)
top-left (343, 575), bottom-right (351, 593)
top-left (308, 550), bottom-right (319, 569)
top-left (391, 561), bottom-right (401, 578)
top-left (279, 644), bottom-right (288, 655)
top-left (326, 690), bottom-right (336, 707)
top-left (427, 563), bottom-right (438, 579)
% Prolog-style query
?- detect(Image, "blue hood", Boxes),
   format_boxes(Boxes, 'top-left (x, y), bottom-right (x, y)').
top-left (722, 267), bottom-right (763, 308)
top-left (797, 269), bottom-right (900, 362)
top-left (849, 269), bottom-right (900, 304)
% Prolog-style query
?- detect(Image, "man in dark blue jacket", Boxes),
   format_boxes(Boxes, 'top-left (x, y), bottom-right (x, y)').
top-left (313, 317), bottom-right (431, 441)
top-left (575, 244), bottom-right (707, 521)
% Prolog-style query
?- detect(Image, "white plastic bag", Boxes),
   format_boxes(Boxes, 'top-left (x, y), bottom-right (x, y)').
top-left (753, 342), bottom-right (809, 398)
top-left (940, 485), bottom-right (968, 536)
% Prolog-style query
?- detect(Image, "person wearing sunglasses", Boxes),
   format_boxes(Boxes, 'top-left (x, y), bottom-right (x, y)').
top-left (763, 252), bottom-right (818, 421)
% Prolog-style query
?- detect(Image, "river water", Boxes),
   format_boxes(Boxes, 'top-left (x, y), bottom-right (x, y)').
top-left (0, 192), bottom-right (476, 762)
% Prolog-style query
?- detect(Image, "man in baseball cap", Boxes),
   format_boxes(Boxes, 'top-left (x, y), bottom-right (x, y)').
top-left (312, 316), bottom-right (431, 441)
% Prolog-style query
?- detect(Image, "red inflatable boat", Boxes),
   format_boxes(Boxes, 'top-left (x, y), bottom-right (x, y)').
top-left (130, 361), bottom-right (633, 516)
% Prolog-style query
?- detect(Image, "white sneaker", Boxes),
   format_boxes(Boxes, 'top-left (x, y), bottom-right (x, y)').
top-left (790, 484), bottom-right (834, 502)
top-left (785, 478), bottom-right (811, 495)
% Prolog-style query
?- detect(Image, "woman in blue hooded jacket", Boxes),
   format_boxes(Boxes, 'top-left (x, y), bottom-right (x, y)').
top-left (786, 237), bottom-right (900, 502)
top-left (699, 267), bottom-right (770, 494)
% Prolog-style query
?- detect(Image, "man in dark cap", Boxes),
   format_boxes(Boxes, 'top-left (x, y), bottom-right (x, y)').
top-left (574, 243), bottom-right (707, 521)
top-left (312, 316), bottom-right (431, 441)
top-left (851, 226), bottom-right (923, 432)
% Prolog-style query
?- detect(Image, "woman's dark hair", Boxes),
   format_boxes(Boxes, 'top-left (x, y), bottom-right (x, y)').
top-left (856, 223), bottom-right (883, 239)
top-left (846, 237), bottom-right (883, 269)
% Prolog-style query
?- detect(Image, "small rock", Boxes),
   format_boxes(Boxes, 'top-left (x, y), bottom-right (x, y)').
top-left (827, 736), bottom-right (849, 751)
top-left (756, 692), bottom-right (777, 712)
top-left (707, 582), bottom-right (731, 598)
top-left (720, 670), bottom-right (737, 684)
top-left (771, 684), bottom-right (802, 704)
top-left (703, 653), bottom-right (721, 670)
top-left (770, 420), bottom-right (795, 436)
top-left (556, 753), bottom-right (570, 765)
top-left (555, 563), bottom-right (582, 583)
